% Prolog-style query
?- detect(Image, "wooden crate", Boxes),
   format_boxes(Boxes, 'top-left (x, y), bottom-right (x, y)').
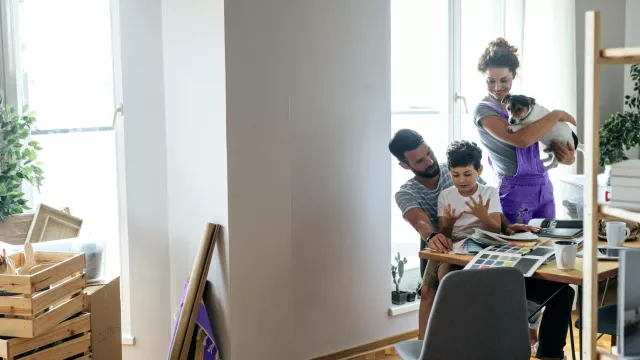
top-left (0, 313), bottom-right (91, 359)
top-left (0, 252), bottom-right (86, 338)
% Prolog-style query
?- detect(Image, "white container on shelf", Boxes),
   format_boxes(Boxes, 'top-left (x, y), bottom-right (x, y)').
top-left (553, 174), bottom-right (611, 219)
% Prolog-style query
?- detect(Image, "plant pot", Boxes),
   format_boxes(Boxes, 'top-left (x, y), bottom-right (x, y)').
top-left (406, 292), bottom-right (416, 302)
top-left (392, 291), bottom-right (407, 305)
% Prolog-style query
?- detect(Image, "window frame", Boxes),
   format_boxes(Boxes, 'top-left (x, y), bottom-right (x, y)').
top-left (0, 0), bottom-right (134, 345)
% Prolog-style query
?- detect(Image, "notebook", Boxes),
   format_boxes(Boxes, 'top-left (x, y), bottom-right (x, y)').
top-left (528, 218), bottom-right (583, 239)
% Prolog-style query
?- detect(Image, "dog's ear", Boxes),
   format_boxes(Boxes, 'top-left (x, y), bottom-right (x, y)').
top-left (501, 94), bottom-right (511, 104)
top-left (527, 97), bottom-right (536, 105)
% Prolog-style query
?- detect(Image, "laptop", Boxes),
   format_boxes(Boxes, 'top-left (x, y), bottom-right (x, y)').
top-left (538, 227), bottom-right (583, 239)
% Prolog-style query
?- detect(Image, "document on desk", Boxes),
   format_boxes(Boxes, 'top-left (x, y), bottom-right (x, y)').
top-left (450, 238), bottom-right (485, 254)
top-left (463, 243), bottom-right (555, 277)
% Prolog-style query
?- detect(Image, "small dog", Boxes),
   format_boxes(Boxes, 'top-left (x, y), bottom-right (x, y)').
top-left (502, 94), bottom-right (581, 170)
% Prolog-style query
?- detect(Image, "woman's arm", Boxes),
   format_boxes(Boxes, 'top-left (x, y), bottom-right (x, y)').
top-left (481, 110), bottom-right (576, 148)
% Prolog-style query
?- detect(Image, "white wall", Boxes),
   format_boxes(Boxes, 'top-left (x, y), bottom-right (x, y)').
top-left (623, 0), bottom-right (640, 159)
top-left (575, 0), bottom-right (627, 172)
top-left (287, 1), bottom-right (415, 358)
top-left (161, 0), bottom-right (231, 359)
top-left (224, 0), bottom-right (296, 358)
top-left (117, 0), bottom-right (171, 359)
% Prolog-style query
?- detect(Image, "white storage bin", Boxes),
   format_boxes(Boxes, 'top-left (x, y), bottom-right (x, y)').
top-left (553, 175), bottom-right (611, 219)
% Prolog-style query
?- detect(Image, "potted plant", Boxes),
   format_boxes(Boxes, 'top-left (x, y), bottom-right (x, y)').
top-left (391, 252), bottom-right (408, 305)
top-left (599, 64), bottom-right (640, 178)
top-left (406, 290), bottom-right (417, 302)
top-left (0, 98), bottom-right (44, 221)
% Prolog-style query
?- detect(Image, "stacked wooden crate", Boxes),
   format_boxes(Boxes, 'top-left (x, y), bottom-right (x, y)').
top-left (0, 251), bottom-right (90, 359)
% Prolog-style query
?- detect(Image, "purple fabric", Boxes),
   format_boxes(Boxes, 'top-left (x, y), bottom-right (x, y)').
top-left (479, 101), bottom-right (556, 224)
top-left (168, 281), bottom-right (220, 360)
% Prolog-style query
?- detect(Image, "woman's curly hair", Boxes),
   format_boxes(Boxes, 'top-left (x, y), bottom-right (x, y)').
top-left (477, 37), bottom-right (520, 75)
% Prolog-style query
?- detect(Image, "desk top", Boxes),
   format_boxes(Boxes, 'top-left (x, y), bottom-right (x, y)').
top-left (419, 238), bottom-right (640, 286)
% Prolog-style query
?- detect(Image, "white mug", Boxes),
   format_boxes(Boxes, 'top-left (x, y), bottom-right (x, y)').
top-left (553, 240), bottom-right (579, 270)
top-left (606, 221), bottom-right (631, 247)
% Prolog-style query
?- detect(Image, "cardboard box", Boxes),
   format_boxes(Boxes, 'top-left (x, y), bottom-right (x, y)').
top-left (84, 276), bottom-right (122, 360)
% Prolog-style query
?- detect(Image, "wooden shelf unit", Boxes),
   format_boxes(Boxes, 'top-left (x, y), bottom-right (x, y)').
top-left (584, 10), bottom-right (640, 360)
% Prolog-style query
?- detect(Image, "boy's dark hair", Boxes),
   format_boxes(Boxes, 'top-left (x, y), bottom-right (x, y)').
top-left (388, 129), bottom-right (424, 163)
top-left (446, 140), bottom-right (483, 170)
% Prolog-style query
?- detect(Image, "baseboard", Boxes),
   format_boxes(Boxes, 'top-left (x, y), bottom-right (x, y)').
top-left (310, 329), bottom-right (418, 360)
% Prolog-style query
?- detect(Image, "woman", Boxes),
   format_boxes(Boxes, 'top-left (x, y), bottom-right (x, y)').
top-left (473, 38), bottom-right (577, 225)
top-left (473, 38), bottom-right (576, 360)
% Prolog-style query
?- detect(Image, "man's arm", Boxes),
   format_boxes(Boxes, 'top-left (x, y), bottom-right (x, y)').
top-left (404, 208), bottom-right (437, 241)
top-left (404, 208), bottom-right (452, 253)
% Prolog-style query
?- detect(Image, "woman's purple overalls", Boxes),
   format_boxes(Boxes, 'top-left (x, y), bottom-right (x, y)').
top-left (479, 101), bottom-right (556, 224)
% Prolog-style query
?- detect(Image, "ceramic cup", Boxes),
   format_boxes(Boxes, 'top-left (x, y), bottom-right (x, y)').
top-left (553, 240), bottom-right (579, 270)
top-left (606, 221), bottom-right (631, 247)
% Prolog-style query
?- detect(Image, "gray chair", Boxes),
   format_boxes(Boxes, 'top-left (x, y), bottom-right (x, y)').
top-left (395, 267), bottom-right (531, 360)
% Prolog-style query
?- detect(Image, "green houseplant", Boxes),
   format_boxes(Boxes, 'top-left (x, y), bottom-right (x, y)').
top-left (0, 97), bottom-right (43, 221)
top-left (599, 64), bottom-right (640, 168)
top-left (391, 252), bottom-right (408, 305)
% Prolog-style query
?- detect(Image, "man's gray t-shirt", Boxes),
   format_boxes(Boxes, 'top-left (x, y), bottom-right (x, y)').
top-left (394, 164), bottom-right (486, 231)
top-left (473, 95), bottom-right (518, 177)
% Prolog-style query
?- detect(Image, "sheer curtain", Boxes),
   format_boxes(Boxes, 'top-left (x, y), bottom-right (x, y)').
top-left (506, 0), bottom-right (578, 176)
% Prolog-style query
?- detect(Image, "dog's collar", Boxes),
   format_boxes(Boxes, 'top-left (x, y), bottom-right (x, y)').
top-left (519, 105), bottom-right (534, 121)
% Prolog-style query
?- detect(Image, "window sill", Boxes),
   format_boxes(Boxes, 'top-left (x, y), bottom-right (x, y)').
top-left (388, 300), bottom-right (420, 316)
top-left (122, 333), bottom-right (135, 346)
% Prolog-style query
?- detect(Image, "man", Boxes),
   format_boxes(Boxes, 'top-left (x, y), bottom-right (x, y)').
top-left (389, 129), bottom-right (574, 360)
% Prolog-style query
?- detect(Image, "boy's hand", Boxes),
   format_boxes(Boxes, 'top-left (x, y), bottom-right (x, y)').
top-left (442, 203), bottom-right (464, 228)
top-left (464, 194), bottom-right (491, 221)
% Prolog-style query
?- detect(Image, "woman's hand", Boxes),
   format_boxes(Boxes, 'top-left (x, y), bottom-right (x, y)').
top-left (442, 203), bottom-right (464, 228)
top-left (505, 224), bottom-right (541, 235)
top-left (464, 195), bottom-right (491, 221)
top-left (553, 140), bottom-right (576, 165)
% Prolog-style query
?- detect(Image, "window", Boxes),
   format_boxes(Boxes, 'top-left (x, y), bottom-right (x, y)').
top-left (0, 0), bottom-right (127, 332)
top-left (391, 0), bottom-right (450, 270)
top-left (391, 0), bottom-right (578, 268)
top-left (10, 0), bottom-right (121, 279)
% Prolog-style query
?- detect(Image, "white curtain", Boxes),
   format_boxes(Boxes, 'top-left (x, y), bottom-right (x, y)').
top-left (507, 0), bottom-right (578, 176)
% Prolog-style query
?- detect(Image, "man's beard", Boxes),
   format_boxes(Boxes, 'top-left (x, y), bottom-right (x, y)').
top-left (412, 163), bottom-right (440, 178)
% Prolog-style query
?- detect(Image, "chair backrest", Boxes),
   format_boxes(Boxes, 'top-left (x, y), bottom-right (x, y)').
top-left (420, 267), bottom-right (531, 360)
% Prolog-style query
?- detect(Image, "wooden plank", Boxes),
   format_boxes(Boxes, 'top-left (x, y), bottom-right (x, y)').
top-left (3, 313), bottom-right (90, 359)
top-left (20, 332), bottom-right (90, 360)
top-left (32, 253), bottom-right (85, 293)
top-left (168, 223), bottom-right (219, 360)
top-left (178, 223), bottom-right (220, 360)
top-left (32, 273), bottom-right (86, 314)
top-left (0, 294), bottom-right (32, 316)
top-left (32, 294), bottom-right (85, 338)
top-left (583, 10), bottom-right (601, 360)
top-left (600, 46), bottom-right (640, 65)
top-left (310, 329), bottom-right (418, 360)
top-left (0, 317), bottom-right (33, 338)
top-left (600, 205), bottom-right (640, 223)
top-left (0, 275), bottom-right (31, 294)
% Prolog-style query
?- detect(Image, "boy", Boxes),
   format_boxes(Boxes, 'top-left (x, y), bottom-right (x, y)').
top-left (423, 140), bottom-right (502, 288)
top-left (433, 140), bottom-right (542, 353)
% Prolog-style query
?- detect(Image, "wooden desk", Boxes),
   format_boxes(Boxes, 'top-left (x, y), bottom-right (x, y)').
top-left (419, 238), bottom-right (640, 286)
